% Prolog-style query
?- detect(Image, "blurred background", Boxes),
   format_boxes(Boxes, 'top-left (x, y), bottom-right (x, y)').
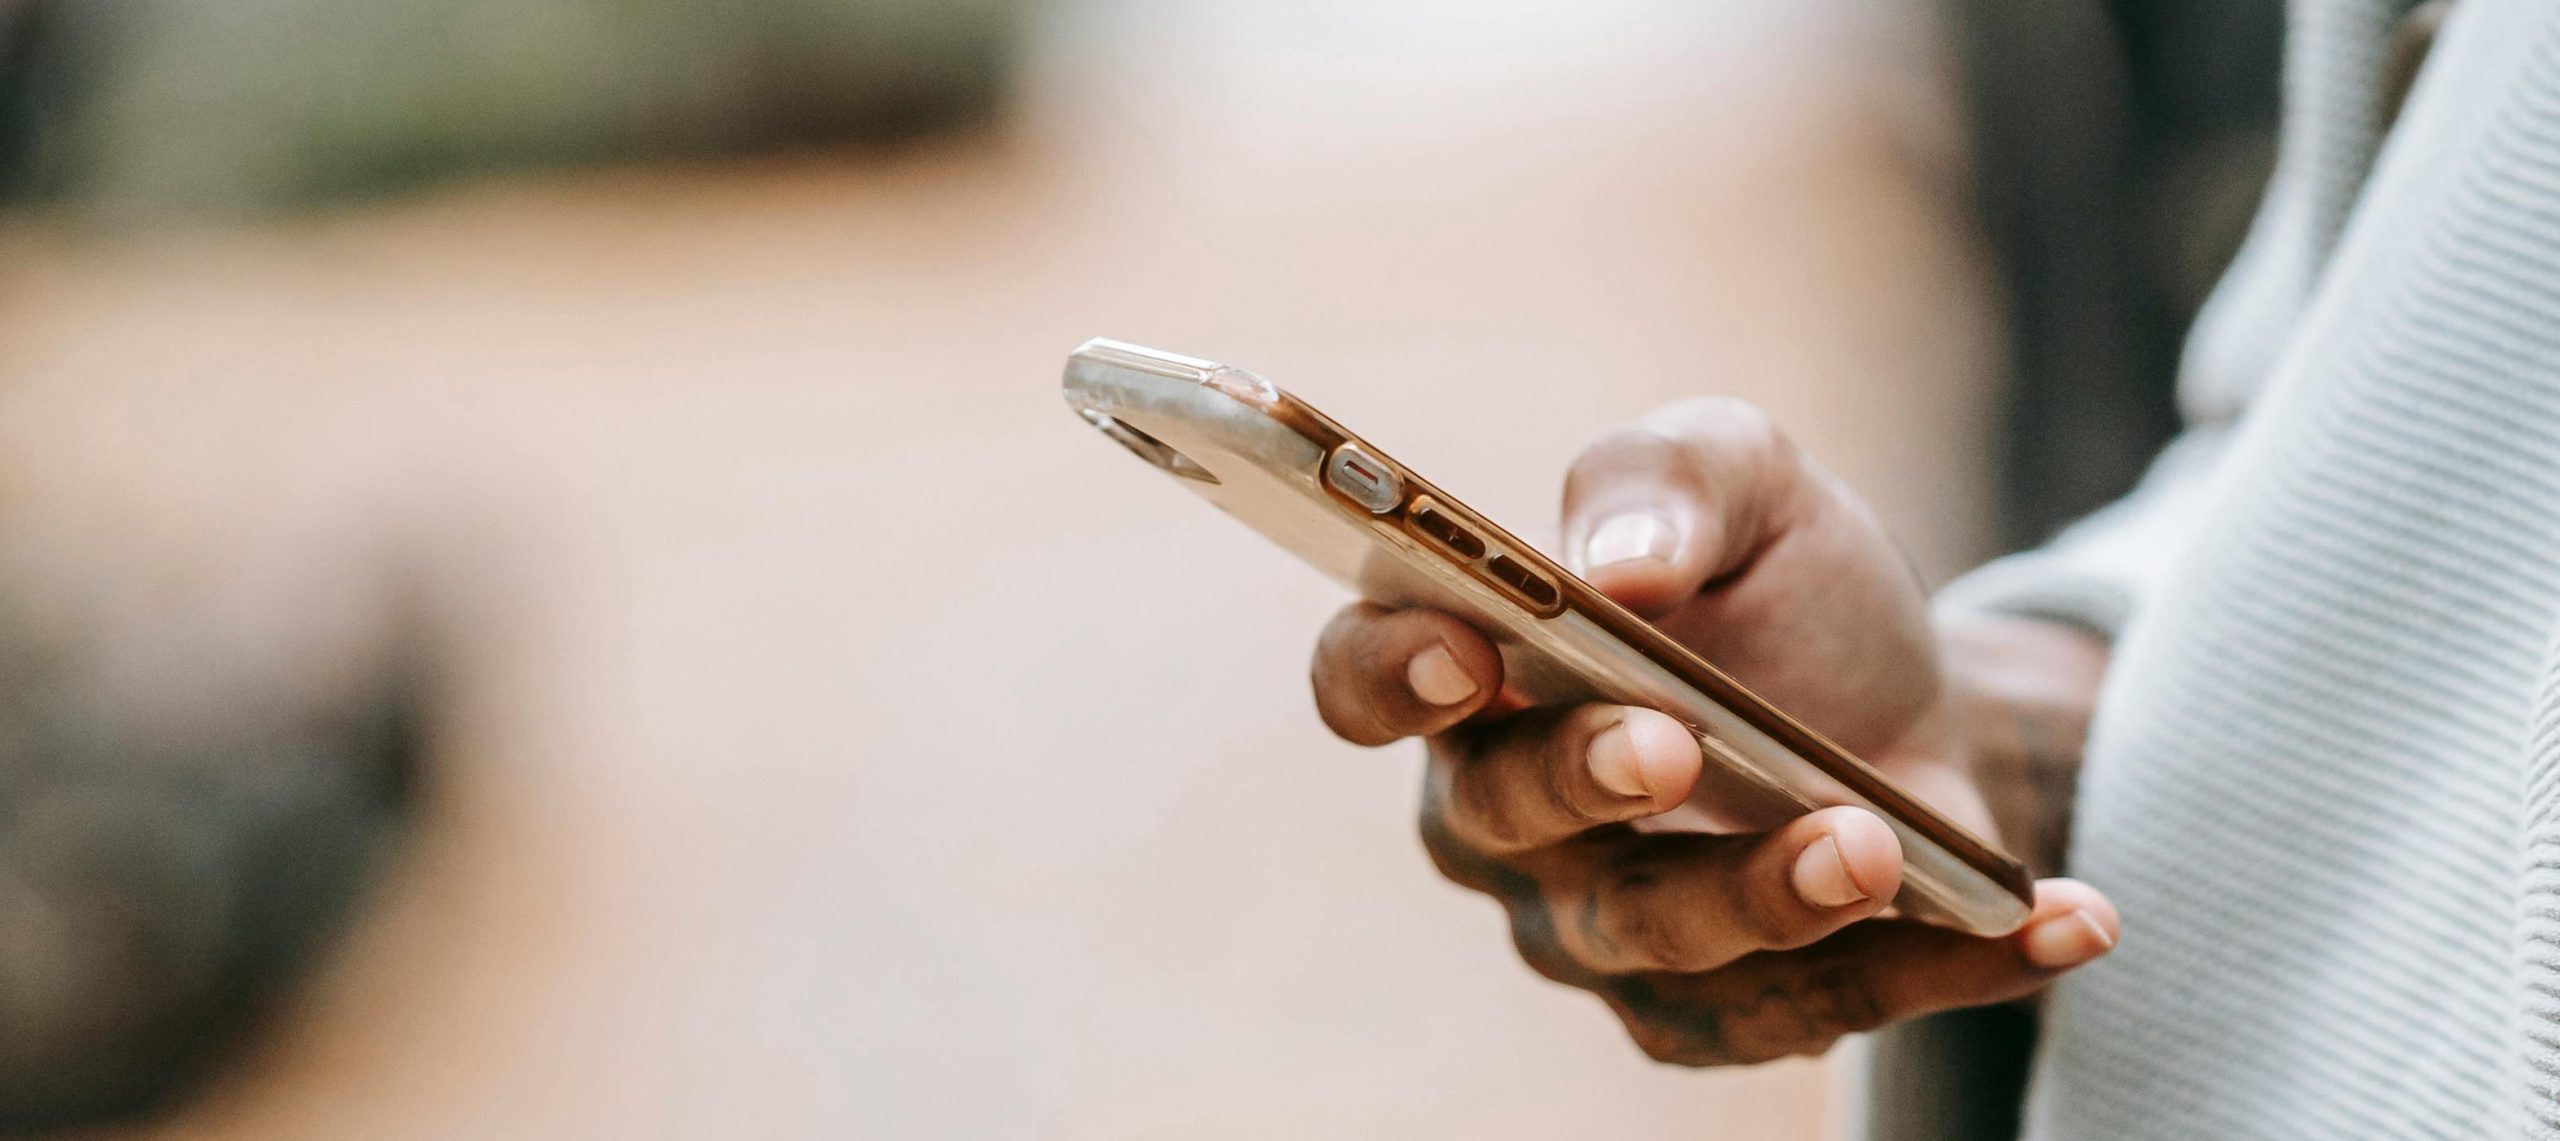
top-left (0, 0), bottom-right (2273, 1137)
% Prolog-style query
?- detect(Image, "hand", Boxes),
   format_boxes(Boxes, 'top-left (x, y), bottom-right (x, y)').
top-left (1309, 398), bottom-right (2118, 1065)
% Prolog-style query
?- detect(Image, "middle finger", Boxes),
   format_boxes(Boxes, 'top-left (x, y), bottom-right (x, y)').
top-left (1430, 703), bottom-right (1702, 857)
top-left (1528, 807), bottom-right (1903, 975)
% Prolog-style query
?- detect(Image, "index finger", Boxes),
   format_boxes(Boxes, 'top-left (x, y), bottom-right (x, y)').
top-left (1310, 603), bottom-right (1504, 746)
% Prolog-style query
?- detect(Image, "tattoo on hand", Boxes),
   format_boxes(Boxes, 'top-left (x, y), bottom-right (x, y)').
top-left (1608, 955), bottom-right (1886, 1066)
top-left (1970, 702), bottom-right (2087, 877)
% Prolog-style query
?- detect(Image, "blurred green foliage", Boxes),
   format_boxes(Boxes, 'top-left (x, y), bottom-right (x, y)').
top-left (0, 0), bottom-right (1028, 223)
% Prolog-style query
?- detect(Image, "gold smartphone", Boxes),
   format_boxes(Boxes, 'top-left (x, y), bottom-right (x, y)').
top-left (1064, 338), bottom-right (2033, 936)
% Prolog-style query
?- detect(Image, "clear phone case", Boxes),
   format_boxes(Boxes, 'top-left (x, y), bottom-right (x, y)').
top-left (1065, 338), bottom-right (2032, 936)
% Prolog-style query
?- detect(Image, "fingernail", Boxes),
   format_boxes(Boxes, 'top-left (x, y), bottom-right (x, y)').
top-left (1584, 512), bottom-right (1676, 571)
top-left (1790, 835), bottom-right (1869, 909)
top-left (1586, 720), bottom-right (1652, 798)
top-left (2021, 908), bottom-right (2116, 969)
top-left (1406, 644), bottom-right (1479, 706)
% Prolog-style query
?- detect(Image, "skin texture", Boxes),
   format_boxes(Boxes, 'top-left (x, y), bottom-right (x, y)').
top-left (1309, 397), bottom-right (2119, 1065)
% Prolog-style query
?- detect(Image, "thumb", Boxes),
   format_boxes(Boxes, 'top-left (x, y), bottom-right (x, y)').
top-left (1563, 398), bottom-right (1801, 617)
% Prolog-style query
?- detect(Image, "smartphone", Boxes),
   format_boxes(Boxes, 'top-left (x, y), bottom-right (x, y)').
top-left (1064, 338), bottom-right (2033, 936)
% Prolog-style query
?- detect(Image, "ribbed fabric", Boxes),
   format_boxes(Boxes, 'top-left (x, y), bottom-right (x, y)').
top-left (1934, 0), bottom-right (2560, 1135)
top-left (2521, 655), bottom-right (2560, 1135)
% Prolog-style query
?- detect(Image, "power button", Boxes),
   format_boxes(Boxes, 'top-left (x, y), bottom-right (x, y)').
top-left (1325, 444), bottom-right (1403, 513)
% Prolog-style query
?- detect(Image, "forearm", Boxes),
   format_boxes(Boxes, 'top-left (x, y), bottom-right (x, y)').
top-left (1937, 614), bottom-right (2110, 879)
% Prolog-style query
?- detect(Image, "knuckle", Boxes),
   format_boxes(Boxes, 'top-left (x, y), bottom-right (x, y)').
top-left (1720, 849), bottom-right (1843, 951)
top-left (1454, 716), bottom-right (1618, 855)
top-left (1806, 961), bottom-right (1891, 1035)
top-left (1310, 603), bottom-right (1374, 672)
top-left (1569, 422), bottom-right (1676, 478)
top-left (1628, 1022), bottom-right (1698, 1066)
top-left (1594, 873), bottom-right (1688, 972)
top-left (1417, 770), bottom-right (1536, 901)
top-left (1314, 693), bottom-right (1379, 746)
top-left (1421, 844), bottom-right (1473, 889)
top-left (1419, 823), bottom-right (1494, 889)
top-left (1417, 769), bottom-right (1486, 873)
top-left (1536, 719), bottom-right (1615, 825)
top-left (1505, 903), bottom-right (1588, 988)
top-left (1454, 763), bottom-right (1537, 853)
top-left (1308, 634), bottom-right (1390, 747)
top-left (1608, 979), bottom-right (1730, 1068)
top-left (1416, 813), bottom-right (1469, 882)
top-left (1699, 574), bottom-right (1795, 633)
top-left (1617, 1007), bottom-right (1725, 1068)
top-left (1686, 395), bottom-right (1783, 445)
top-left (1657, 397), bottom-right (1797, 476)
top-left (1320, 680), bottom-right (1382, 752)
top-left (1619, 916), bottom-right (1687, 976)
top-left (1731, 876), bottom-right (1803, 951)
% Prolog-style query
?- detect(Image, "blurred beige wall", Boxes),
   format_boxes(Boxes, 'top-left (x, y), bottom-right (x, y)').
top-left (0, 0), bottom-right (1998, 1137)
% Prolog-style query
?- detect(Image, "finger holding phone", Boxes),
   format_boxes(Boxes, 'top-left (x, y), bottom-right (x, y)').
top-left (1309, 397), bottom-right (2120, 1066)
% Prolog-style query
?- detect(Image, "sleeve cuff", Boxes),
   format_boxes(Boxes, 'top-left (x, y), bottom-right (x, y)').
top-left (1932, 554), bottom-right (2138, 641)
top-left (1931, 423), bottom-right (2237, 642)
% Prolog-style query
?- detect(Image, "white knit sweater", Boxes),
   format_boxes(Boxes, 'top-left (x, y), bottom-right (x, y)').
top-left (1936, 0), bottom-right (2560, 1134)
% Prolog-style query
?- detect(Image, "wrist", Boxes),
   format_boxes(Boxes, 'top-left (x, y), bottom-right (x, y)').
top-left (1935, 613), bottom-right (2110, 877)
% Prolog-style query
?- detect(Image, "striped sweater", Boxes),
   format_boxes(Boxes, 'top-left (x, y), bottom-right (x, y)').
top-left (1934, 0), bottom-right (2560, 1134)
